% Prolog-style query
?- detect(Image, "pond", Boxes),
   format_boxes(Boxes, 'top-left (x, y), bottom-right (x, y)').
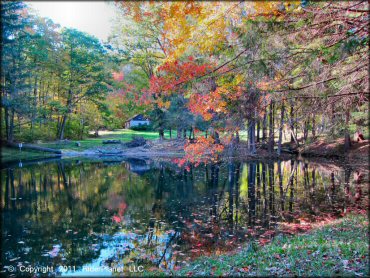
top-left (1, 157), bottom-right (367, 276)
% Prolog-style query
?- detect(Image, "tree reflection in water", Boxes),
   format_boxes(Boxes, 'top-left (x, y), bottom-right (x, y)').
top-left (1, 158), bottom-right (367, 275)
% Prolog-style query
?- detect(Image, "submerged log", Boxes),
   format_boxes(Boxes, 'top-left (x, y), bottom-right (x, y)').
top-left (4, 141), bottom-right (62, 154)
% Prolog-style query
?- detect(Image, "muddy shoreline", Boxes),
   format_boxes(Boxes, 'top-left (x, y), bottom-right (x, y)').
top-left (2, 139), bottom-right (368, 172)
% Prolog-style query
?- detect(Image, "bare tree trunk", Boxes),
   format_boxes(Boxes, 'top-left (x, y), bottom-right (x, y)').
top-left (268, 101), bottom-right (274, 155)
top-left (59, 114), bottom-right (67, 140)
top-left (8, 108), bottom-right (15, 142)
top-left (277, 101), bottom-right (285, 156)
top-left (303, 119), bottom-right (309, 142)
top-left (290, 104), bottom-right (294, 143)
top-left (256, 119), bottom-right (260, 143)
top-left (262, 110), bottom-right (267, 143)
top-left (248, 118), bottom-right (256, 155)
top-left (5, 107), bottom-right (9, 141)
top-left (344, 109), bottom-right (351, 152)
top-left (177, 128), bottom-right (182, 139)
top-left (169, 128), bottom-right (172, 139)
top-left (80, 122), bottom-right (84, 140)
top-left (312, 114), bottom-right (316, 138)
top-left (159, 128), bottom-right (164, 140)
top-left (58, 90), bottom-right (72, 140)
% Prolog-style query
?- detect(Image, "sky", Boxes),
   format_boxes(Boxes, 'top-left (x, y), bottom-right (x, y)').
top-left (25, 1), bottom-right (118, 42)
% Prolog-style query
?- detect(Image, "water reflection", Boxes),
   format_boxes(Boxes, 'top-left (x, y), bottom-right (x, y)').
top-left (1, 158), bottom-right (367, 275)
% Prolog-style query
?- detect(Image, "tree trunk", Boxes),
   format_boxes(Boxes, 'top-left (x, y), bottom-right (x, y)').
top-left (256, 119), bottom-right (260, 143)
top-left (344, 109), bottom-right (351, 152)
top-left (159, 128), bottom-right (164, 140)
top-left (214, 131), bottom-right (220, 144)
top-left (262, 110), bottom-right (267, 143)
top-left (277, 101), bottom-right (285, 156)
top-left (248, 119), bottom-right (256, 155)
top-left (59, 114), bottom-right (67, 140)
top-left (183, 129), bottom-right (187, 139)
top-left (303, 119), bottom-right (309, 142)
top-left (290, 104), bottom-right (294, 143)
top-left (188, 126), bottom-right (193, 139)
top-left (312, 114), bottom-right (316, 138)
top-left (8, 108), bottom-right (15, 142)
top-left (58, 90), bottom-right (72, 140)
top-left (80, 121), bottom-right (84, 140)
top-left (169, 128), bottom-right (172, 139)
top-left (268, 101), bottom-right (274, 155)
top-left (5, 107), bottom-right (9, 141)
top-left (177, 128), bottom-right (182, 139)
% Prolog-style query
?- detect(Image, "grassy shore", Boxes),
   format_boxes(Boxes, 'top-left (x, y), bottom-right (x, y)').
top-left (150, 213), bottom-right (368, 277)
top-left (40, 129), bottom-right (176, 151)
top-left (0, 129), bottom-right (173, 163)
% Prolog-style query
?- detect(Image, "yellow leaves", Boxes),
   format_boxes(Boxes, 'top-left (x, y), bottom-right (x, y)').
top-left (248, 1), bottom-right (301, 19)
top-left (157, 99), bottom-right (171, 109)
top-left (157, 2), bottom-right (231, 59)
top-left (234, 74), bottom-right (244, 85)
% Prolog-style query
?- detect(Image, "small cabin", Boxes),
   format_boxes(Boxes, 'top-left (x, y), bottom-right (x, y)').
top-left (124, 114), bottom-right (150, 129)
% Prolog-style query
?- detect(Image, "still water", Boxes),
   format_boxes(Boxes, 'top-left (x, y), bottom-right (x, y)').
top-left (1, 158), bottom-right (367, 276)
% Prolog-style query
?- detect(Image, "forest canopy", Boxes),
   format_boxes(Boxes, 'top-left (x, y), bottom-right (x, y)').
top-left (1, 1), bottom-right (368, 158)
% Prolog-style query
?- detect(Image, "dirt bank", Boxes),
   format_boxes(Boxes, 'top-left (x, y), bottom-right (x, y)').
top-left (300, 139), bottom-right (369, 168)
top-left (58, 138), bottom-right (368, 170)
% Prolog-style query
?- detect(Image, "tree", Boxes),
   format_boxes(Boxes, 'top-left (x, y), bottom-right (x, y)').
top-left (57, 28), bottom-right (111, 139)
top-left (1, 1), bottom-right (32, 142)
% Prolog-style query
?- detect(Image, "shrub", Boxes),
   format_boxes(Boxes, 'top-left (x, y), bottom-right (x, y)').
top-left (130, 124), bottom-right (153, 131)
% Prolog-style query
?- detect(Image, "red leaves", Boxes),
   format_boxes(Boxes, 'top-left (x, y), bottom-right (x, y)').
top-left (239, 266), bottom-right (250, 273)
top-left (149, 57), bottom-right (212, 96)
top-left (178, 136), bottom-right (224, 166)
top-left (112, 215), bottom-right (121, 223)
top-left (258, 238), bottom-right (271, 246)
top-left (188, 88), bottom-right (231, 121)
top-left (112, 71), bottom-right (124, 82)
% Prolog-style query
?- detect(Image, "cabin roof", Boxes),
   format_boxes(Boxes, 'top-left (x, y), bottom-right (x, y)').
top-left (127, 114), bottom-right (149, 122)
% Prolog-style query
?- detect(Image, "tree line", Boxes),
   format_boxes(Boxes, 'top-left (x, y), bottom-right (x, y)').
top-left (1, 1), bottom-right (368, 157)
top-left (1, 1), bottom-right (123, 142)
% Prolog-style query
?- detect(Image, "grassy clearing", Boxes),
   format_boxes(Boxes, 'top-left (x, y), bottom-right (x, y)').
top-left (0, 129), bottom-right (176, 163)
top-left (149, 214), bottom-right (368, 277)
top-left (39, 129), bottom-right (177, 151)
top-left (38, 129), bottom-right (207, 151)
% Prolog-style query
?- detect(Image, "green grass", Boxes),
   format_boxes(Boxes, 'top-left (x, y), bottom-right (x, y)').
top-left (149, 214), bottom-right (369, 277)
top-left (0, 129), bottom-right (177, 163)
top-left (39, 129), bottom-right (178, 151)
